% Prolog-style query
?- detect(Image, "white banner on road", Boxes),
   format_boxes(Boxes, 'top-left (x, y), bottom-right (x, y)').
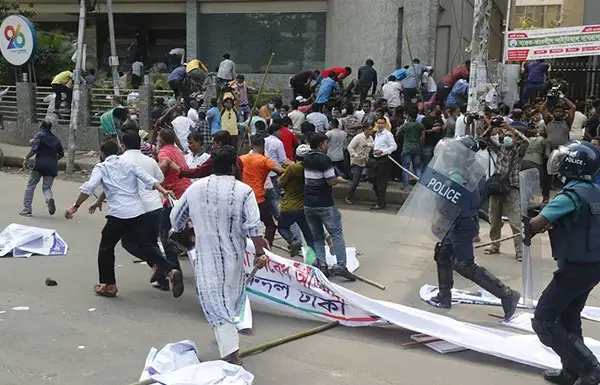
top-left (0, 223), bottom-right (68, 258)
top-left (506, 25), bottom-right (600, 61)
top-left (240, 241), bottom-right (600, 370)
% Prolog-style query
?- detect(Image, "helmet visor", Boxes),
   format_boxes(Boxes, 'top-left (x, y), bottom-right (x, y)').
top-left (547, 145), bottom-right (570, 175)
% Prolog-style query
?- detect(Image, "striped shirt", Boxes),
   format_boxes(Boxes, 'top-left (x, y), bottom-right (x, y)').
top-left (303, 150), bottom-right (336, 207)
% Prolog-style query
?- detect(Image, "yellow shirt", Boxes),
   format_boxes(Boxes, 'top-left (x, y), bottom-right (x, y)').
top-left (186, 59), bottom-right (208, 73)
top-left (52, 71), bottom-right (73, 85)
top-left (221, 109), bottom-right (239, 136)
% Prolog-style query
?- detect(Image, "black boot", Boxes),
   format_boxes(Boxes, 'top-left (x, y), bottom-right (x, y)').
top-left (431, 243), bottom-right (453, 309)
top-left (453, 261), bottom-right (520, 320)
top-left (544, 368), bottom-right (578, 385)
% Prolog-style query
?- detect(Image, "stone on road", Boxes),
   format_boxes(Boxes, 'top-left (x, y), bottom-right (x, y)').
top-left (0, 171), bottom-right (592, 385)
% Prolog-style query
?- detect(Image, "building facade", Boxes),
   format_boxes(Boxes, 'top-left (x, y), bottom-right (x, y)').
top-left (25, 0), bottom-right (508, 82)
top-left (510, 0), bottom-right (585, 29)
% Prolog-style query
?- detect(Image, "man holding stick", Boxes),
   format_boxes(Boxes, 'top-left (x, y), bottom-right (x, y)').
top-left (170, 145), bottom-right (268, 365)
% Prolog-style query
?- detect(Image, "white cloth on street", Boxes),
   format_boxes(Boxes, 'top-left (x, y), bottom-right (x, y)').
top-left (120, 149), bottom-right (164, 212)
top-left (170, 175), bottom-right (262, 355)
top-left (172, 116), bottom-right (193, 152)
top-left (80, 155), bottom-right (158, 219)
top-left (215, 323), bottom-right (240, 358)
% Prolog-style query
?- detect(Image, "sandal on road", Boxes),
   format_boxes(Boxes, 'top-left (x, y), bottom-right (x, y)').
top-left (484, 247), bottom-right (500, 255)
top-left (94, 284), bottom-right (118, 297)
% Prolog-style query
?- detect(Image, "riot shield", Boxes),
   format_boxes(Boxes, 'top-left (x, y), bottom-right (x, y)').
top-left (519, 168), bottom-right (544, 308)
top-left (397, 138), bottom-right (487, 245)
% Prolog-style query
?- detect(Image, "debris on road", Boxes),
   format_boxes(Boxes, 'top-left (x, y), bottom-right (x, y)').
top-left (45, 278), bottom-right (58, 286)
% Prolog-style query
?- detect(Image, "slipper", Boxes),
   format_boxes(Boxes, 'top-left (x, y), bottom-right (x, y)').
top-left (515, 254), bottom-right (523, 262)
top-left (484, 247), bottom-right (500, 255)
top-left (169, 269), bottom-right (184, 298)
top-left (94, 284), bottom-right (118, 297)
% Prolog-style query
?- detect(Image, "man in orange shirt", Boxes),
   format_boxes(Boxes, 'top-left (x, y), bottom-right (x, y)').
top-left (240, 135), bottom-right (285, 245)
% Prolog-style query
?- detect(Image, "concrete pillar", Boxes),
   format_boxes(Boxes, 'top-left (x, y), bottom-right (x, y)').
top-left (186, 0), bottom-right (199, 61)
top-left (16, 81), bottom-right (36, 141)
top-left (138, 76), bottom-right (154, 131)
top-left (401, 0), bottom-right (439, 68)
top-left (325, 0), bottom-right (402, 83)
top-left (84, 16), bottom-right (98, 70)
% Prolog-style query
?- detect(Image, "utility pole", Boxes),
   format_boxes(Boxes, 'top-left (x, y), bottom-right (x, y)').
top-left (66, 0), bottom-right (86, 174)
top-left (466, 0), bottom-right (493, 114)
top-left (106, 0), bottom-right (119, 96)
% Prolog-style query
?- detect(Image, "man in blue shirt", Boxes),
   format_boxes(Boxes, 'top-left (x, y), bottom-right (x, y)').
top-left (387, 66), bottom-right (409, 82)
top-left (168, 64), bottom-right (190, 111)
top-left (206, 98), bottom-right (222, 135)
top-left (315, 72), bottom-right (341, 108)
top-left (20, 120), bottom-right (64, 217)
top-left (529, 141), bottom-right (600, 385)
top-left (521, 59), bottom-right (550, 104)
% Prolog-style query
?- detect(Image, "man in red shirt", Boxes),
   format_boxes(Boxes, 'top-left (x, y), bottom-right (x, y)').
top-left (437, 60), bottom-right (470, 107)
top-left (157, 129), bottom-right (191, 270)
top-left (279, 116), bottom-right (300, 160)
top-left (318, 67), bottom-right (352, 88)
top-left (179, 131), bottom-right (244, 180)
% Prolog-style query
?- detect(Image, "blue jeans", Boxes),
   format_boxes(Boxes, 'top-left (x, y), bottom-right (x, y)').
top-left (278, 210), bottom-right (315, 250)
top-left (401, 153), bottom-right (421, 189)
top-left (238, 104), bottom-right (251, 122)
top-left (422, 146), bottom-right (434, 167)
top-left (304, 206), bottom-right (347, 267)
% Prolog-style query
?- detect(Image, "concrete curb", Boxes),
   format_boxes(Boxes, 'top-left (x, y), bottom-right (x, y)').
top-left (2, 155), bottom-right (96, 172)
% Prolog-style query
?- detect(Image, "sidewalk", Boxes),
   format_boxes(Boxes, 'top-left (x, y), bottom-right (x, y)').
top-left (0, 142), bottom-right (411, 205)
top-left (0, 142), bottom-right (99, 171)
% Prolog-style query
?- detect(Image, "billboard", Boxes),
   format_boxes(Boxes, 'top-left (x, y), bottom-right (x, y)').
top-left (506, 25), bottom-right (600, 61)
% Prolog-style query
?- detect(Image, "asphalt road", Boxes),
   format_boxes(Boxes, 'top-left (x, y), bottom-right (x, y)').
top-left (1, 171), bottom-right (599, 385)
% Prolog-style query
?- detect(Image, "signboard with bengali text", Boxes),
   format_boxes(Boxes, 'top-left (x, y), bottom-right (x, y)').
top-left (506, 25), bottom-right (600, 61)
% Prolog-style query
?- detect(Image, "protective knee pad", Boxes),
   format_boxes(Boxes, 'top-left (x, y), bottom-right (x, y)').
top-left (434, 242), bottom-right (453, 266)
top-left (452, 259), bottom-right (478, 279)
top-left (532, 318), bottom-right (555, 348)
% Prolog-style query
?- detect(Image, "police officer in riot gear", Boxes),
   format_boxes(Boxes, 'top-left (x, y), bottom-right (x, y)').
top-left (529, 141), bottom-right (600, 385)
top-left (429, 136), bottom-right (521, 320)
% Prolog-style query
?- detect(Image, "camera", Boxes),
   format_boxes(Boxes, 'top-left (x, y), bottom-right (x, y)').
top-left (547, 85), bottom-right (565, 110)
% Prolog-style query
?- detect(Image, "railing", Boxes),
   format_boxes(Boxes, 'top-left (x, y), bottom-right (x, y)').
top-left (551, 56), bottom-right (600, 101)
top-left (0, 85), bottom-right (18, 122)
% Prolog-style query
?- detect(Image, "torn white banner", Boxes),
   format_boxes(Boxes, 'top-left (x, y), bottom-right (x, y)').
top-left (0, 223), bottom-right (68, 257)
top-left (138, 340), bottom-right (254, 385)
top-left (419, 284), bottom-right (600, 324)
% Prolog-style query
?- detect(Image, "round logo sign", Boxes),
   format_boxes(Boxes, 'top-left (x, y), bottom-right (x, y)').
top-left (0, 15), bottom-right (37, 66)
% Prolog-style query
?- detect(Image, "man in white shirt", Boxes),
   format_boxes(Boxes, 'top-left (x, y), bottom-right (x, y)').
top-left (372, 116), bottom-right (397, 210)
top-left (65, 140), bottom-right (184, 298)
top-left (171, 106), bottom-right (193, 152)
top-left (185, 131), bottom-right (211, 177)
top-left (217, 53), bottom-right (236, 98)
top-left (306, 104), bottom-right (329, 132)
top-left (288, 99), bottom-right (306, 135)
top-left (187, 99), bottom-right (200, 128)
top-left (570, 103), bottom-right (588, 140)
top-left (264, 124), bottom-right (291, 220)
top-left (382, 75), bottom-right (403, 111)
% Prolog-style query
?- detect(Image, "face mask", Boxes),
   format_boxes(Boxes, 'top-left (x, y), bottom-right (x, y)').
top-left (503, 137), bottom-right (513, 147)
top-left (224, 103), bottom-right (233, 109)
top-left (268, 104), bottom-right (274, 110)
top-left (281, 113), bottom-right (287, 118)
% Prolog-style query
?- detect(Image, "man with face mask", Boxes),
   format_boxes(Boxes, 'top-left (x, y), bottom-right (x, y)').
top-left (179, 130), bottom-right (244, 181)
top-left (482, 119), bottom-right (530, 260)
top-left (220, 97), bottom-right (239, 148)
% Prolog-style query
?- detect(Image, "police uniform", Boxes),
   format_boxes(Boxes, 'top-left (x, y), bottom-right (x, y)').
top-left (531, 140), bottom-right (600, 385)
top-left (533, 181), bottom-right (600, 385)
top-left (431, 137), bottom-right (521, 320)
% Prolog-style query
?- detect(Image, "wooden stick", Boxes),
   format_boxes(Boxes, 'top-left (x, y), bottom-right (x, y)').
top-left (474, 233), bottom-right (520, 250)
top-left (353, 273), bottom-right (386, 291)
top-left (238, 52), bottom-right (276, 154)
top-left (402, 338), bottom-right (443, 347)
top-left (240, 321), bottom-right (340, 358)
top-left (489, 313), bottom-right (504, 319)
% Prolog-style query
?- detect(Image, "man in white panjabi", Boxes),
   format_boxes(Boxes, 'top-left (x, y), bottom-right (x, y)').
top-left (170, 145), bottom-right (268, 365)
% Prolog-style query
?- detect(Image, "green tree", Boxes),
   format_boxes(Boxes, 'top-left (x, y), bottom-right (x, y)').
top-left (0, 0), bottom-right (34, 19)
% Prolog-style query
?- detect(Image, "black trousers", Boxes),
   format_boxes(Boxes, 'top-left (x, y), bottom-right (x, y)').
top-left (373, 157), bottom-right (392, 206)
top-left (258, 201), bottom-right (277, 246)
top-left (160, 205), bottom-right (181, 270)
top-left (169, 79), bottom-right (190, 111)
top-left (290, 79), bottom-right (311, 99)
top-left (403, 88), bottom-right (418, 108)
top-left (98, 214), bottom-right (175, 285)
top-left (359, 86), bottom-right (371, 103)
top-left (534, 262), bottom-right (600, 374)
top-left (52, 84), bottom-right (72, 112)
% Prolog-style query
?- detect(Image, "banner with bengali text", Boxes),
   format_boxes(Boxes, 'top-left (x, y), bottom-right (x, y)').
top-left (506, 25), bottom-right (600, 61)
